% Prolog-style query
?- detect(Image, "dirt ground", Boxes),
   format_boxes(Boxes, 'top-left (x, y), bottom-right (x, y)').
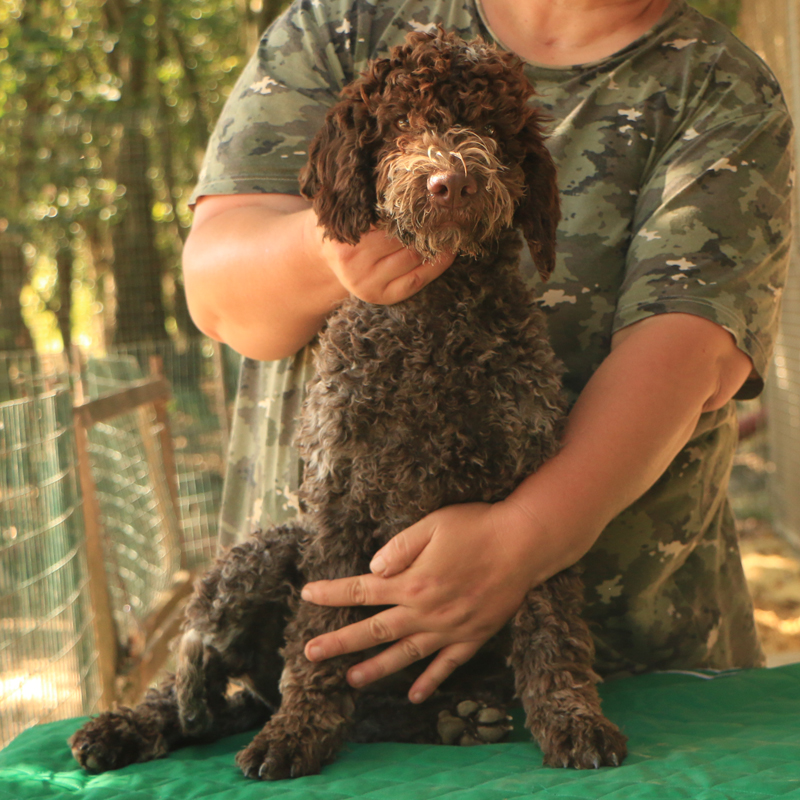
top-left (729, 402), bottom-right (800, 667)
top-left (739, 517), bottom-right (800, 666)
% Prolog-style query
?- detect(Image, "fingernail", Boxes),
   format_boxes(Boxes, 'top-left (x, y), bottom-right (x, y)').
top-left (301, 586), bottom-right (313, 601)
top-left (370, 555), bottom-right (387, 575)
top-left (349, 669), bottom-right (365, 687)
top-left (307, 645), bottom-right (324, 661)
top-left (409, 691), bottom-right (424, 704)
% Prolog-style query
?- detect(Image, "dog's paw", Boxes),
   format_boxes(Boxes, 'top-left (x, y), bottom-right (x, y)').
top-left (540, 714), bottom-right (627, 769)
top-left (436, 700), bottom-right (513, 746)
top-left (236, 726), bottom-right (334, 781)
top-left (68, 711), bottom-right (167, 773)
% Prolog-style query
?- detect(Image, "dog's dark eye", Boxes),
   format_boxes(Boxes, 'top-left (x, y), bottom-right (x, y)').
top-left (396, 117), bottom-right (410, 130)
top-left (483, 124), bottom-right (496, 136)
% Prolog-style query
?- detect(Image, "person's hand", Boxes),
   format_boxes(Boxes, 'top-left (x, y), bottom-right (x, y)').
top-left (303, 212), bottom-right (454, 305)
top-left (300, 501), bottom-right (551, 703)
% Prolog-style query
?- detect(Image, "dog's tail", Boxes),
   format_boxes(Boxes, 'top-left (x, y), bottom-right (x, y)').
top-left (174, 629), bottom-right (215, 736)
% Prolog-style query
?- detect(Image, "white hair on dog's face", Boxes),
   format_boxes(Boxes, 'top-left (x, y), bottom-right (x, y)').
top-left (375, 127), bottom-right (526, 260)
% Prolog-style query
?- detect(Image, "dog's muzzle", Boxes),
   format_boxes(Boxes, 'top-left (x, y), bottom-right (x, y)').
top-left (376, 128), bottom-right (523, 259)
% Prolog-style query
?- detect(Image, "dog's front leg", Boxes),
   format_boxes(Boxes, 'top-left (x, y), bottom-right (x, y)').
top-left (235, 603), bottom-right (359, 781)
top-left (509, 567), bottom-right (628, 769)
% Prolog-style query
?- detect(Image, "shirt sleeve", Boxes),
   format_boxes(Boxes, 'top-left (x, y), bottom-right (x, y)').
top-left (614, 106), bottom-right (794, 398)
top-left (189, 0), bottom-right (358, 204)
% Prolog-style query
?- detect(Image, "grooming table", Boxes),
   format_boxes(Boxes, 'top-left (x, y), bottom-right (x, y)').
top-left (3, 665), bottom-right (800, 799)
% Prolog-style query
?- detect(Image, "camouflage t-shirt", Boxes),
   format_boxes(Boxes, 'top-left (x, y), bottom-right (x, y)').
top-left (190, 0), bottom-right (794, 676)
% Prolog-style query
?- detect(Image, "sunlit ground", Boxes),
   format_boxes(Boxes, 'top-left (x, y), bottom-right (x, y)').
top-left (740, 518), bottom-right (800, 666)
top-left (0, 657), bottom-right (89, 748)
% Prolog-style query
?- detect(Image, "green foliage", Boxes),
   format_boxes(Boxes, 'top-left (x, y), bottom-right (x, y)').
top-left (0, 0), bottom-right (288, 351)
top-left (687, 0), bottom-right (741, 29)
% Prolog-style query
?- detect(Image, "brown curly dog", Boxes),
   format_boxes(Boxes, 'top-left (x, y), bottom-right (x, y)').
top-left (69, 28), bottom-right (627, 780)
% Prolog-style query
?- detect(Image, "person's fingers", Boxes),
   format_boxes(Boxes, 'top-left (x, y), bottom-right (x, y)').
top-left (370, 518), bottom-right (436, 577)
top-left (380, 252), bottom-right (455, 304)
top-left (407, 641), bottom-right (482, 703)
top-left (304, 605), bottom-right (411, 663)
top-left (301, 572), bottom-right (400, 608)
top-left (327, 228), bottom-right (454, 304)
top-left (344, 632), bottom-right (443, 689)
top-left (321, 231), bottom-right (409, 300)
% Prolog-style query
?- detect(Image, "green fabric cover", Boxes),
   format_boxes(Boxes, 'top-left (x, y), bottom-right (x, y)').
top-left (3, 665), bottom-right (800, 799)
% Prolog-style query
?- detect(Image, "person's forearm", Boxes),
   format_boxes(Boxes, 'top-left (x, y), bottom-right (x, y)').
top-left (183, 194), bottom-right (454, 361)
top-left (183, 195), bottom-right (348, 361)
top-left (503, 313), bottom-right (753, 583)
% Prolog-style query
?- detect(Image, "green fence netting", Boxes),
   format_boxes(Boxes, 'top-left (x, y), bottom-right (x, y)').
top-left (0, 341), bottom-right (240, 750)
top-left (0, 354), bottom-right (101, 750)
top-left (85, 339), bottom-right (240, 570)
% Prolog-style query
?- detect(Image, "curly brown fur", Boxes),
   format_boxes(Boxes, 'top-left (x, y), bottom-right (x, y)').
top-left (300, 31), bottom-right (560, 277)
top-left (70, 28), bottom-right (626, 778)
top-left (69, 524), bottom-right (303, 771)
top-left (68, 675), bottom-right (271, 773)
top-left (174, 522), bottom-right (305, 735)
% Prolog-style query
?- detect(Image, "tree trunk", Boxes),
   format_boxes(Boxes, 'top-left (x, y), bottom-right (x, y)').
top-left (54, 245), bottom-right (73, 352)
top-left (172, 276), bottom-right (200, 338)
top-left (0, 231), bottom-right (34, 351)
top-left (111, 116), bottom-right (168, 343)
top-left (257, 0), bottom-right (289, 34)
top-left (109, 0), bottom-right (169, 347)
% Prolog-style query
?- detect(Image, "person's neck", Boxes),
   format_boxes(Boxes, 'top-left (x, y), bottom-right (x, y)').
top-left (479, 0), bottom-right (674, 66)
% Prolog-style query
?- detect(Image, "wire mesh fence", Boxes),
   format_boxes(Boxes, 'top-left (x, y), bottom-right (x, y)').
top-left (82, 338), bottom-right (239, 569)
top-left (0, 352), bottom-right (72, 405)
top-left (0, 339), bottom-right (240, 749)
top-left (79, 385), bottom-right (183, 652)
top-left (0, 360), bottom-right (101, 749)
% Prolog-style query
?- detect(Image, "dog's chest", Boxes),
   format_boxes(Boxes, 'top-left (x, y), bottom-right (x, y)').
top-left (296, 258), bottom-right (565, 532)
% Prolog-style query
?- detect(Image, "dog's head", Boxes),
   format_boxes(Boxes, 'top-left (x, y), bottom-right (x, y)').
top-left (299, 28), bottom-right (560, 280)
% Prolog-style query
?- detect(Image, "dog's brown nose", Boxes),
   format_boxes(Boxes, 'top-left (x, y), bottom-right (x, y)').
top-left (427, 171), bottom-right (478, 208)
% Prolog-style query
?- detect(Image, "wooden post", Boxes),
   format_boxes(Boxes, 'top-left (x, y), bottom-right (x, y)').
top-left (73, 412), bottom-right (120, 710)
top-left (148, 356), bottom-right (186, 570)
top-left (136, 405), bottom-right (186, 572)
top-left (69, 344), bottom-right (86, 403)
top-left (73, 372), bottom-right (193, 707)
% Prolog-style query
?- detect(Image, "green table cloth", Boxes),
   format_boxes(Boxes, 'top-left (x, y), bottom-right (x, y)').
top-left (2, 665), bottom-right (800, 799)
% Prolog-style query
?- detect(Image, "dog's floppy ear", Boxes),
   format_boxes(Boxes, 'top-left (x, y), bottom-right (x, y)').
top-left (299, 71), bottom-right (387, 245)
top-left (514, 115), bottom-right (561, 282)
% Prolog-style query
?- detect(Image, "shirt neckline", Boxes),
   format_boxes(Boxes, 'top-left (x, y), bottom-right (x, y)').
top-left (473, 0), bottom-right (688, 73)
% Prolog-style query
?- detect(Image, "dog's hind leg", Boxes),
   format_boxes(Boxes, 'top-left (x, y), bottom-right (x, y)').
top-left (176, 523), bottom-right (306, 734)
top-left (352, 642), bottom-right (517, 745)
top-left (69, 524), bottom-right (306, 774)
top-left (68, 675), bottom-right (270, 773)
top-left (510, 568), bottom-right (628, 769)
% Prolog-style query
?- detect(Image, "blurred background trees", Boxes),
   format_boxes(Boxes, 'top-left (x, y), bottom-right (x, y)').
top-left (0, 0), bottom-right (291, 353)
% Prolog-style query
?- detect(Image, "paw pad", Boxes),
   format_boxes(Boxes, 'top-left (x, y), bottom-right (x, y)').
top-left (437, 700), bottom-right (513, 746)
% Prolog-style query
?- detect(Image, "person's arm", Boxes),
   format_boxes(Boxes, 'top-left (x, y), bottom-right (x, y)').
top-left (182, 193), bottom-right (454, 360)
top-left (300, 311), bottom-right (753, 702)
